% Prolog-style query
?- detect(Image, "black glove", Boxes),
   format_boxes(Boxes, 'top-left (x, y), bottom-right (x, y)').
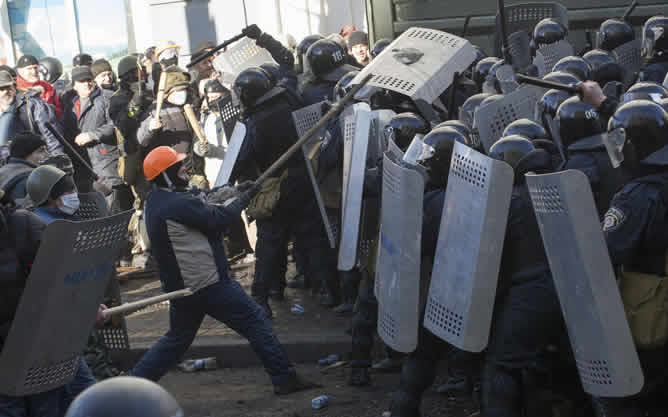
top-left (242, 24), bottom-right (262, 41)
top-left (235, 180), bottom-right (255, 192)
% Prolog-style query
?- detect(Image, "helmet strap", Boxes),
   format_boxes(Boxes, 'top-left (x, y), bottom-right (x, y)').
top-left (161, 171), bottom-right (175, 191)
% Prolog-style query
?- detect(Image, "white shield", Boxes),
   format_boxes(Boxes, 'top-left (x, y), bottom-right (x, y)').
top-left (215, 121), bottom-right (246, 187)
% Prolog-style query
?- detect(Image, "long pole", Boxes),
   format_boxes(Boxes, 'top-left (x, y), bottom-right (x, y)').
top-left (102, 289), bottom-right (193, 318)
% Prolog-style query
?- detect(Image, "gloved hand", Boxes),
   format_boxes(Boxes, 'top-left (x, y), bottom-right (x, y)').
top-left (235, 180), bottom-right (256, 193)
top-left (193, 140), bottom-right (210, 157)
top-left (242, 24), bottom-right (263, 41)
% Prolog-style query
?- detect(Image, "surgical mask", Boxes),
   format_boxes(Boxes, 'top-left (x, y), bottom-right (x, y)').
top-left (59, 193), bottom-right (80, 215)
top-left (168, 89), bottom-right (188, 106)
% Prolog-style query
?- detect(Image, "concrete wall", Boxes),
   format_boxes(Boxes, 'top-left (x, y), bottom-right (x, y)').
top-left (130, 0), bottom-right (367, 58)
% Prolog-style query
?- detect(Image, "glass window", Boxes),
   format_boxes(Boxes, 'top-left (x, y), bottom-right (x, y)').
top-left (74, 0), bottom-right (129, 65)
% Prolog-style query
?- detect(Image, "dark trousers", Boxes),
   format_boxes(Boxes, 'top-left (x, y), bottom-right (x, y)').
top-left (131, 279), bottom-right (296, 385)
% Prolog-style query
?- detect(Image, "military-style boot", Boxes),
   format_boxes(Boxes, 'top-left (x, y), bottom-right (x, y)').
top-left (389, 358), bottom-right (436, 417)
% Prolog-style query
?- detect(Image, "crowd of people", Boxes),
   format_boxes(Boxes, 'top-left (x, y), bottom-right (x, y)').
top-left (0, 7), bottom-right (667, 417)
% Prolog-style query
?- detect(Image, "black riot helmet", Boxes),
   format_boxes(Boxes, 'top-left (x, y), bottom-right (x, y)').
top-left (607, 100), bottom-right (668, 166)
top-left (368, 88), bottom-right (417, 113)
top-left (621, 81), bottom-right (668, 104)
top-left (598, 19), bottom-right (635, 52)
top-left (421, 127), bottom-right (472, 188)
top-left (72, 53), bottom-right (93, 67)
top-left (532, 18), bottom-right (568, 53)
top-left (370, 38), bottom-right (392, 58)
top-left (333, 70), bottom-right (359, 101)
top-left (459, 92), bottom-right (491, 127)
top-left (295, 34), bottom-right (324, 74)
top-left (465, 46), bottom-right (488, 80)
top-left (543, 71), bottom-right (580, 86)
top-left (385, 112), bottom-right (430, 151)
top-left (536, 88), bottom-right (571, 123)
top-left (38, 57), bottom-right (63, 84)
top-left (483, 59), bottom-right (507, 94)
top-left (259, 62), bottom-right (281, 85)
top-left (551, 56), bottom-right (592, 81)
top-left (480, 94), bottom-right (504, 107)
top-left (473, 57), bottom-right (502, 90)
top-left (642, 16), bottom-right (668, 58)
top-left (489, 135), bottom-right (552, 182)
top-left (232, 67), bottom-right (276, 112)
top-left (204, 79), bottom-right (225, 95)
top-left (306, 39), bottom-right (357, 82)
top-left (434, 120), bottom-right (472, 139)
top-left (556, 96), bottom-right (605, 149)
top-left (64, 376), bottom-right (184, 417)
top-left (503, 118), bottom-right (548, 140)
top-left (583, 49), bottom-right (624, 86)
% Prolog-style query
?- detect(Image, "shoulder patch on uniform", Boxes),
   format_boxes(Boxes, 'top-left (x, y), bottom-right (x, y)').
top-left (603, 206), bottom-right (626, 232)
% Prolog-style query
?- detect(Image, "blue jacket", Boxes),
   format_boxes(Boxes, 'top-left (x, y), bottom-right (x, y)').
top-left (145, 187), bottom-right (248, 293)
top-left (33, 206), bottom-right (77, 224)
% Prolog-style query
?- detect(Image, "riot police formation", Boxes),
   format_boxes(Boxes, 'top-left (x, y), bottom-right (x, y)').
top-left (1, 8), bottom-right (668, 417)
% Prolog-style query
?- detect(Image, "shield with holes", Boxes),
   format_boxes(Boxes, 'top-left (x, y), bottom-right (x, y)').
top-left (292, 101), bottom-right (336, 248)
top-left (213, 94), bottom-right (241, 139)
top-left (339, 103), bottom-right (372, 270)
top-left (507, 30), bottom-right (532, 72)
top-left (350, 27), bottom-right (477, 106)
top-left (494, 2), bottom-right (569, 57)
top-left (215, 121), bottom-right (246, 187)
top-left (375, 152), bottom-right (425, 353)
top-left (534, 40), bottom-right (575, 77)
top-left (76, 193), bottom-right (130, 352)
top-left (0, 210), bottom-right (133, 396)
top-left (213, 37), bottom-right (276, 85)
top-left (612, 40), bottom-right (643, 88)
top-left (526, 170), bottom-right (643, 397)
top-left (423, 142), bottom-right (513, 352)
top-left (473, 85), bottom-right (546, 152)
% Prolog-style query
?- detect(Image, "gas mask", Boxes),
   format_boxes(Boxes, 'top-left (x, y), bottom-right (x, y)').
top-left (167, 89), bottom-right (188, 106)
top-left (59, 193), bottom-right (80, 215)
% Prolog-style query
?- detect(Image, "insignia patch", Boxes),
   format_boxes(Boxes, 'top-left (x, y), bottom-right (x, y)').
top-left (603, 206), bottom-right (626, 232)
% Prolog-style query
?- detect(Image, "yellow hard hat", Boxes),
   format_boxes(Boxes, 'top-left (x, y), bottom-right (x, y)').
top-left (155, 40), bottom-right (181, 61)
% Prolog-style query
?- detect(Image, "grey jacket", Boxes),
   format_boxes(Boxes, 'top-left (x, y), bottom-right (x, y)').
top-left (64, 88), bottom-right (119, 182)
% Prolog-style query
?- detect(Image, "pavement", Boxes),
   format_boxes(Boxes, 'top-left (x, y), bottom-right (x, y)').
top-left (113, 257), bottom-right (353, 370)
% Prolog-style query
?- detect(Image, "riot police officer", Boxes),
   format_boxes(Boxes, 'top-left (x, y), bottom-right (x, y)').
top-left (300, 39), bottom-right (359, 105)
top-left (597, 18), bottom-right (635, 52)
top-left (638, 16), bottom-right (668, 83)
top-left (229, 67), bottom-right (337, 318)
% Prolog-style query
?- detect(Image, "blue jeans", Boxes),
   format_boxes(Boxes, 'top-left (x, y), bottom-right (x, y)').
top-left (61, 358), bottom-right (96, 411)
top-left (0, 388), bottom-right (63, 417)
top-left (131, 279), bottom-right (296, 385)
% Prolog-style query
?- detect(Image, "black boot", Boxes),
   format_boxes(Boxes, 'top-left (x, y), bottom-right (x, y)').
top-left (348, 367), bottom-right (371, 386)
top-left (274, 373), bottom-right (322, 395)
top-left (389, 358), bottom-right (436, 417)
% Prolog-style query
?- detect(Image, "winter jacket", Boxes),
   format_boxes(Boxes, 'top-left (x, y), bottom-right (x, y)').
top-left (0, 90), bottom-right (65, 154)
top-left (144, 187), bottom-right (249, 293)
top-left (0, 158), bottom-right (37, 207)
top-left (136, 103), bottom-right (192, 153)
top-left (33, 206), bottom-right (77, 224)
top-left (0, 206), bottom-right (46, 351)
top-left (17, 75), bottom-right (63, 119)
top-left (63, 87), bottom-right (119, 184)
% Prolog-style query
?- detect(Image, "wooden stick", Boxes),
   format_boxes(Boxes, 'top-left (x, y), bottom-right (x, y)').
top-left (102, 288), bottom-right (194, 318)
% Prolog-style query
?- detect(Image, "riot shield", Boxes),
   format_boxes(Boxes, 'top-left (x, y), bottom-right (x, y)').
top-left (424, 142), bottom-right (514, 352)
top-left (602, 81), bottom-right (624, 101)
top-left (473, 85), bottom-right (546, 152)
top-left (534, 40), bottom-right (575, 77)
top-left (214, 121), bottom-right (246, 187)
top-left (612, 39), bottom-right (643, 88)
top-left (664, 73), bottom-right (668, 89)
top-left (213, 37), bottom-right (276, 86)
top-left (351, 27), bottom-right (477, 105)
top-left (0, 210), bottom-right (133, 396)
top-left (375, 153), bottom-right (425, 353)
top-left (507, 30), bottom-right (532, 72)
top-left (215, 94), bottom-right (241, 139)
top-left (77, 193), bottom-right (130, 352)
top-left (526, 170), bottom-right (644, 397)
top-left (494, 2), bottom-right (569, 57)
top-left (292, 101), bottom-right (336, 248)
top-left (338, 103), bottom-right (372, 271)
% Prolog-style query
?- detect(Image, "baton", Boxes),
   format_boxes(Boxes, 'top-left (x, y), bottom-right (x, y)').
top-left (102, 288), bottom-right (194, 318)
top-left (255, 74), bottom-right (373, 186)
top-left (448, 72), bottom-right (460, 121)
top-left (497, 0), bottom-right (512, 64)
top-left (43, 123), bottom-right (99, 181)
top-left (515, 74), bottom-right (582, 95)
top-left (186, 33), bottom-right (246, 69)
top-left (622, 0), bottom-right (638, 21)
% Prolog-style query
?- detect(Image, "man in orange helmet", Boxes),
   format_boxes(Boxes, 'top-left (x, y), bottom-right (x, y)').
top-left (130, 145), bottom-right (319, 395)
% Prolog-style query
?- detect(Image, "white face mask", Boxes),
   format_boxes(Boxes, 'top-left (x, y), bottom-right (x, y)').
top-left (59, 193), bottom-right (80, 215)
top-left (168, 89), bottom-right (187, 106)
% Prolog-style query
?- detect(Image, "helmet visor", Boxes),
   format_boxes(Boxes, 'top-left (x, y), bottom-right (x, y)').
top-left (601, 127), bottom-right (627, 168)
top-left (402, 135), bottom-right (434, 166)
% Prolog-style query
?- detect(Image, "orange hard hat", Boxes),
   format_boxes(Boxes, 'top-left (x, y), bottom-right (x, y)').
top-left (143, 146), bottom-right (186, 181)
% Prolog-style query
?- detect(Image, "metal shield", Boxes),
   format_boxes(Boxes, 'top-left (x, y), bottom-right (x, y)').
top-left (526, 170), bottom-right (644, 397)
top-left (214, 121), bottom-right (246, 187)
top-left (507, 30), bottom-right (532, 72)
top-left (473, 85), bottom-right (547, 152)
top-left (0, 211), bottom-right (133, 396)
top-left (612, 39), bottom-right (643, 88)
top-left (351, 27), bottom-right (477, 104)
top-left (664, 72), bottom-right (668, 89)
top-left (216, 94), bottom-right (241, 139)
top-left (375, 153), bottom-right (425, 353)
top-left (76, 193), bottom-right (130, 352)
top-left (339, 103), bottom-right (372, 271)
top-left (496, 64), bottom-right (520, 94)
top-left (213, 37), bottom-right (276, 85)
top-left (534, 40), bottom-right (575, 77)
top-left (292, 101), bottom-right (336, 248)
top-left (423, 142), bottom-right (514, 352)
